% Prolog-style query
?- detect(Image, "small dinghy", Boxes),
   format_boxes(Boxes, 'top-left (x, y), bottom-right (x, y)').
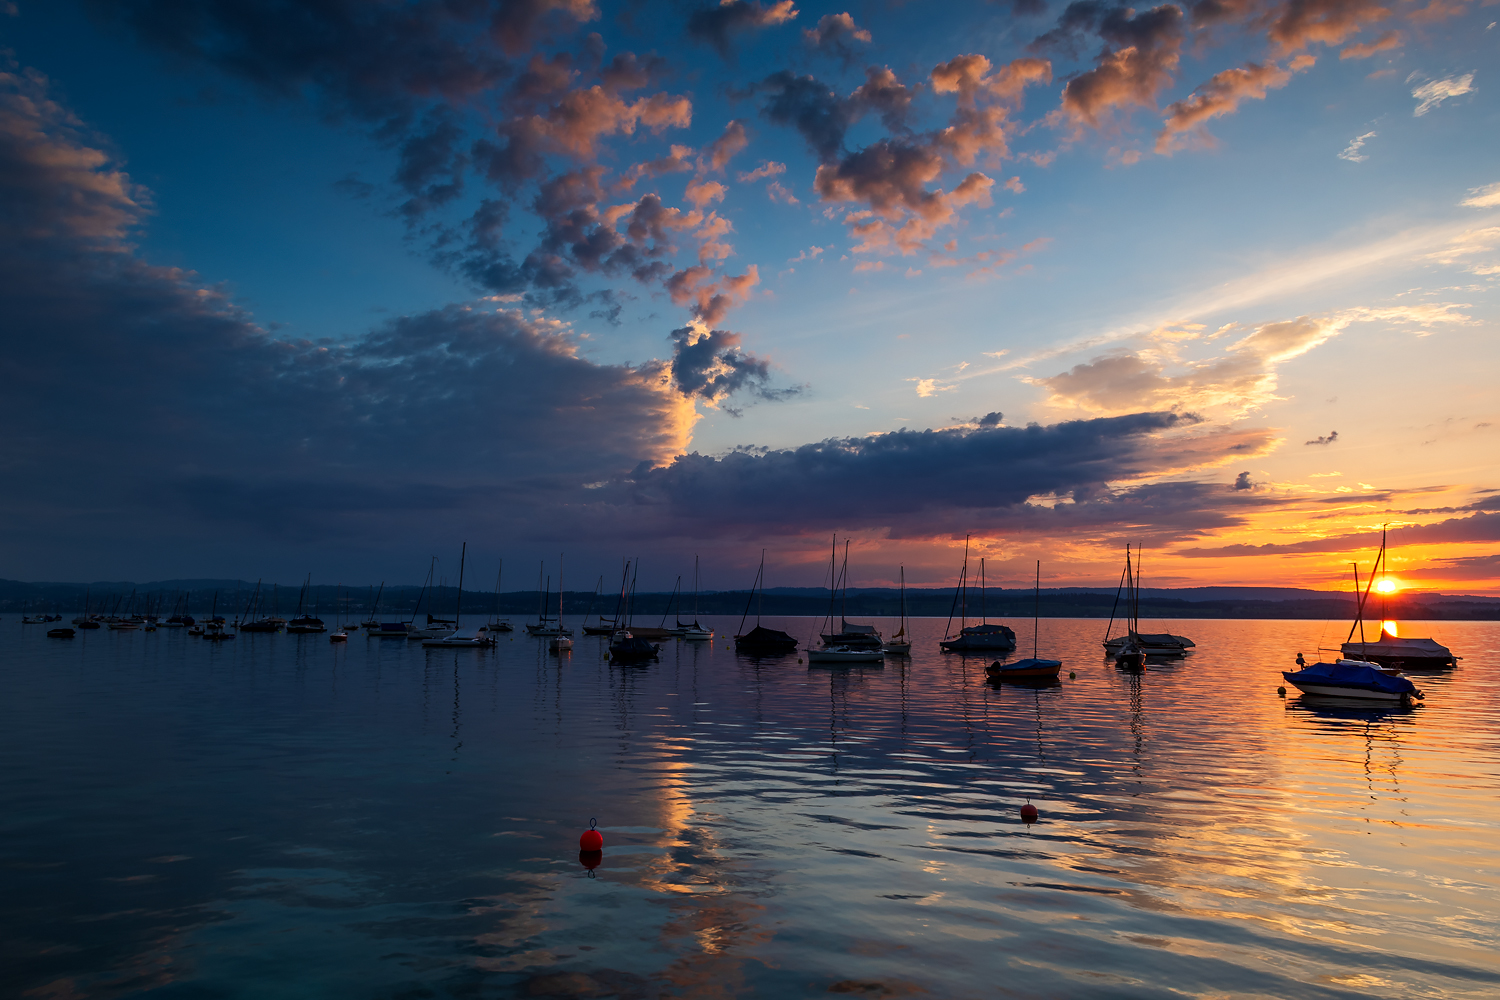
top-left (47, 627), bottom-right (75, 638)
top-left (986, 657), bottom-right (1061, 680)
top-left (1282, 658), bottom-right (1422, 702)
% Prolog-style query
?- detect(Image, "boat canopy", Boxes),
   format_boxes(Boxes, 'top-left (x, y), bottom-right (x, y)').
top-left (958, 623), bottom-right (1013, 635)
top-left (1286, 660), bottom-right (1418, 696)
top-left (839, 620), bottom-right (879, 634)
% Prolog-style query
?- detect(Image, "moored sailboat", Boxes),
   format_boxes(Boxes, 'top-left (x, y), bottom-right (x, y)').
top-left (987, 561), bottom-right (1062, 681)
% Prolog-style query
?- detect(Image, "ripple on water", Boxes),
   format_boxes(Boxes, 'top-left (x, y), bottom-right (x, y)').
top-left (1, 616), bottom-right (1498, 997)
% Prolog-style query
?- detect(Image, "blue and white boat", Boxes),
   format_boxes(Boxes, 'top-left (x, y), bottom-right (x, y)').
top-left (1281, 658), bottom-right (1422, 702)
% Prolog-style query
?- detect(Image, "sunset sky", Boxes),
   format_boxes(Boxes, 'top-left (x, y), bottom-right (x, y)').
top-left (2, 0), bottom-right (1496, 593)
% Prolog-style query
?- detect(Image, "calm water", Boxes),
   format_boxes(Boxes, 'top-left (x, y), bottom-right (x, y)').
top-left (3, 615), bottom-right (1498, 999)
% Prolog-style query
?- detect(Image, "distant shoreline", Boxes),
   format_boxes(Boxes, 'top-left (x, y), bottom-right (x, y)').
top-left (6, 578), bottom-right (1497, 621)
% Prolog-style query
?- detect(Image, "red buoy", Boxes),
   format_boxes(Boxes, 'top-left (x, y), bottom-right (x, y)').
top-left (580, 817), bottom-right (604, 851)
top-left (1020, 803), bottom-right (1038, 824)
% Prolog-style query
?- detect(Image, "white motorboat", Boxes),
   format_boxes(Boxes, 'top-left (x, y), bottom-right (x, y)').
top-left (422, 629), bottom-right (496, 648)
top-left (549, 634), bottom-right (573, 653)
top-left (1282, 658), bottom-right (1421, 701)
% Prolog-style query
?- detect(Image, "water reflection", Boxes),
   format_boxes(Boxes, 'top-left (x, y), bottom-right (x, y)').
top-left (1, 617), bottom-right (1498, 997)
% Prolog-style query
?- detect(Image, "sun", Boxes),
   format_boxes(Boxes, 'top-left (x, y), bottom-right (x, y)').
top-left (1374, 578), bottom-right (1400, 595)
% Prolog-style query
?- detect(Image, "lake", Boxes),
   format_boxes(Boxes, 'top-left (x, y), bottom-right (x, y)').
top-left (3, 615), bottom-right (1497, 998)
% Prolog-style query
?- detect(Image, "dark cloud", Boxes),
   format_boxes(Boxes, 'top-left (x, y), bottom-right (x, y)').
top-left (977, 411), bottom-right (1005, 427)
top-left (80, 0), bottom-right (534, 118)
top-left (1181, 513), bottom-right (1500, 556)
top-left (1397, 554), bottom-right (1500, 582)
top-left (1232, 471), bottom-right (1255, 490)
top-left (393, 111), bottom-right (469, 219)
top-left (1060, 5), bottom-right (1185, 126)
top-left (0, 66), bottom-right (694, 562)
top-left (1305, 430), bottom-right (1339, 445)
top-left (600, 412), bottom-right (1276, 536)
top-left (803, 12), bottom-right (872, 64)
top-left (686, 0), bottom-right (799, 60)
top-left (668, 326), bottom-right (787, 404)
top-left (760, 71), bottom-right (857, 162)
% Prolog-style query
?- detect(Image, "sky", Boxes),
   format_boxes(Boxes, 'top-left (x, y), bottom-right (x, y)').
top-left (1, 0), bottom-right (1497, 594)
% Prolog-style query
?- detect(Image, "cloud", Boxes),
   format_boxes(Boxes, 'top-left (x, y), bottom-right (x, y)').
top-left (738, 160), bottom-right (786, 182)
top-left (687, 0), bottom-right (799, 59)
top-left (1157, 60), bottom-right (1303, 153)
top-left (601, 412), bottom-right (1279, 538)
top-left (1338, 130), bottom-right (1377, 161)
top-left (700, 119), bottom-right (750, 172)
top-left (1057, 5), bottom-right (1186, 128)
top-left (0, 63), bottom-right (710, 554)
top-left (1462, 182), bottom-right (1500, 209)
top-left (1181, 513), bottom-right (1500, 556)
top-left (1030, 306), bottom-right (1472, 418)
top-left (803, 12), bottom-right (872, 62)
top-left (1267, 0), bottom-right (1392, 53)
top-left (1339, 29), bottom-right (1401, 58)
top-left (1304, 430), bottom-right (1339, 445)
top-left (1411, 72), bottom-right (1475, 116)
top-left (1231, 471), bottom-right (1255, 490)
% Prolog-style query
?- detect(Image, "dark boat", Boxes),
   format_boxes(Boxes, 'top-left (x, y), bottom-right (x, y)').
top-left (1102, 544), bottom-right (1192, 657)
top-left (610, 634), bottom-right (662, 664)
top-left (735, 624), bottom-right (798, 653)
top-left (1337, 528), bottom-right (1458, 668)
top-left (819, 538), bottom-right (883, 648)
top-left (939, 538), bottom-right (1017, 653)
top-left (48, 627), bottom-right (75, 638)
top-left (987, 561), bottom-right (1063, 681)
top-left (1282, 658), bottom-right (1421, 702)
top-left (732, 551), bottom-right (798, 654)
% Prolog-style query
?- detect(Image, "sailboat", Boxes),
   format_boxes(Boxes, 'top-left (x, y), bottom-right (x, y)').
top-left (1111, 546), bottom-right (1146, 671)
top-left (733, 551), bottom-right (798, 653)
top-left (609, 560), bottom-right (662, 663)
top-left (408, 558), bottom-right (459, 639)
top-left (329, 584), bottom-right (348, 642)
top-left (882, 567), bottom-right (911, 655)
top-left (203, 592), bottom-right (235, 641)
top-left (525, 557), bottom-right (571, 637)
top-left (1336, 526), bottom-right (1458, 668)
top-left (679, 556), bottom-right (713, 640)
top-left (366, 580), bottom-right (412, 637)
top-left (482, 561), bottom-right (514, 634)
top-left (987, 561), bottom-right (1062, 680)
top-left (1282, 559), bottom-right (1424, 702)
top-left (939, 539), bottom-right (1016, 652)
top-left (1101, 545), bottom-right (1193, 656)
top-left (820, 538), bottom-right (883, 648)
top-left (286, 574), bottom-right (327, 633)
top-left (423, 544), bottom-right (497, 647)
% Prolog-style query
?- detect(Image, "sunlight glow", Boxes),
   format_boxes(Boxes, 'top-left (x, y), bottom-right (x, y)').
top-left (1381, 621), bottom-right (1399, 637)
top-left (1374, 578), bottom-right (1400, 595)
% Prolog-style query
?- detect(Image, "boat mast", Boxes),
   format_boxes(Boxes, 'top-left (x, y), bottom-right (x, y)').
top-left (557, 552), bottom-right (563, 630)
top-left (898, 566), bottom-right (906, 639)
top-left (1033, 560), bottom-right (1041, 659)
top-left (980, 556), bottom-right (986, 625)
top-left (841, 539), bottom-right (850, 628)
top-left (960, 534), bottom-right (970, 630)
top-left (455, 542), bottom-right (466, 625)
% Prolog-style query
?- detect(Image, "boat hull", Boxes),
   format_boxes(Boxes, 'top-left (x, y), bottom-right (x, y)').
top-left (987, 658), bottom-right (1062, 679)
top-left (808, 647), bottom-right (884, 664)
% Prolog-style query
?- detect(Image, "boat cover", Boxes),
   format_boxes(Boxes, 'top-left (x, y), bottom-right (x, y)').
top-left (1282, 660), bottom-right (1417, 696)
top-left (839, 621), bottom-right (879, 634)
top-left (1341, 632), bottom-right (1453, 659)
top-left (958, 623), bottom-right (1014, 636)
top-left (736, 625), bottom-right (797, 649)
